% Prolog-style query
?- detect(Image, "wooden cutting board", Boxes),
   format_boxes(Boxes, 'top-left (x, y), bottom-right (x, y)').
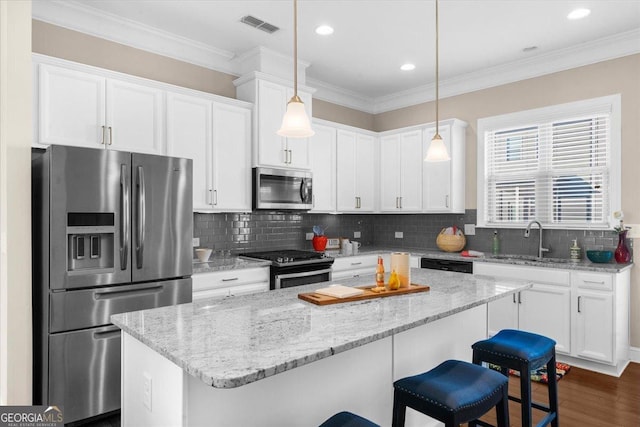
top-left (298, 284), bottom-right (430, 306)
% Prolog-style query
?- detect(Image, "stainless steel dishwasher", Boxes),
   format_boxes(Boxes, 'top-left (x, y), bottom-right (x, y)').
top-left (420, 257), bottom-right (473, 274)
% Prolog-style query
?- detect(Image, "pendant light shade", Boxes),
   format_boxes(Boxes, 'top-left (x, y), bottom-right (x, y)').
top-left (277, 0), bottom-right (314, 138)
top-left (425, 0), bottom-right (449, 162)
top-left (277, 95), bottom-right (314, 137)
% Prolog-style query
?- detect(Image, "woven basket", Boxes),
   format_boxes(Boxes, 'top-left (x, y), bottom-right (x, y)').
top-left (436, 230), bottom-right (466, 252)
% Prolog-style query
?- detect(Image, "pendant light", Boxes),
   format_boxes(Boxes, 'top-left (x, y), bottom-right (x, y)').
top-left (277, 0), bottom-right (314, 138)
top-left (425, 0), bottom-right (449, 162)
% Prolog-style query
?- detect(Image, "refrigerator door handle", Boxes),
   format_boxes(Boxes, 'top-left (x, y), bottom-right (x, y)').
top-left (120, 164), bottom-right (129, 270)
top-left (136, 165), bottom-right (146, 269)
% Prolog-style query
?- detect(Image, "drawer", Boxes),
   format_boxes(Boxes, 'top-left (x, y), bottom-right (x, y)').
top-left (331, 254), bottom-right (378, 272)
top-left (474, 262), bottom-right (570, 286)
top-left (193, 282), bottom-right (269, 301)
top-left (193, 267), bottom-right (269, 292)
top-left (572, 271), bottom-right (613, 291)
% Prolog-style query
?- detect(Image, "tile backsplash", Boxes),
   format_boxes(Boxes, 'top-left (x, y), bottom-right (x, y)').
top-left (193, 210), bottom-right (631, 260)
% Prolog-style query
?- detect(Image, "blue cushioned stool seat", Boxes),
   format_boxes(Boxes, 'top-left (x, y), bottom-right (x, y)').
top-left (319, 411), bottom-right (380, 427)
top-left (392, 360), bottom-right (509, 427)
top-left (472, 329), bottom-right (559, 427)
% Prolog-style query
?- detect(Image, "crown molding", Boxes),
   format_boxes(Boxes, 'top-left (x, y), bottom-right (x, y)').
top-left (372, 28), bottom-right (640, 113)
top-left (32, 0), bottom-right (640, 115)
top-left (32, 0), bottom-right (238, 75)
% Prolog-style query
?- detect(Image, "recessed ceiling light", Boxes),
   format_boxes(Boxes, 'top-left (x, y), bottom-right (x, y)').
top-left (567, 8), bottom-right (591, 20)
top-left (400, 63), bottom-right (416, 71)
top-left (315, 25), bottom-right (334, 35)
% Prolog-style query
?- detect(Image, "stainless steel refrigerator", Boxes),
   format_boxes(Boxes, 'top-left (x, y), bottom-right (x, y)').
top-left (32, 145), bottom-right (193, 424)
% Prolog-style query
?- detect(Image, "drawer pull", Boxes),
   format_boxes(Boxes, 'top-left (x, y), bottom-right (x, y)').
top-left (584, 280), bottom-right (605, 285)
top-left (578, 296), bottom-right (582, 313)
top-left (350, 262), bottom-right (362, 266)
top-left (222, 277), bottom-right (239, 282)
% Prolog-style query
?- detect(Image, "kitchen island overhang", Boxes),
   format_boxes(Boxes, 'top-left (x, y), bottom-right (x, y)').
top-left (112, 268), bottom-right (531, 426)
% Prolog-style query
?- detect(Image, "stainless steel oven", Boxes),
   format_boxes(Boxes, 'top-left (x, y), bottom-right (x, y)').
top-left (240, 250), bottom-right (334, 289)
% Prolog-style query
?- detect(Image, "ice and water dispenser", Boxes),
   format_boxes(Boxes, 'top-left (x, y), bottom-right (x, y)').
top-left (67, 213), bottom-right (115, 272)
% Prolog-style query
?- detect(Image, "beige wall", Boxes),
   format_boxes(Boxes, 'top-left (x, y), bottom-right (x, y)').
top-left (375, 54), bottom-right (640, 348)
top-left (313, 99), bottom-right (375, 131)
top-left (1, 0), bottom-right (33, 404)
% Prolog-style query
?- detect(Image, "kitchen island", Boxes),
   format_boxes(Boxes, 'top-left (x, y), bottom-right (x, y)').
top-left (111, 268), bottom-right (531, 427)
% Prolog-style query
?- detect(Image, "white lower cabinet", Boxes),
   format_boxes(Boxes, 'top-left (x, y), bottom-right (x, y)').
top-left (192, 267), bottom-right (269, 301)
top-left (475, 262), bottom-right (630, 375)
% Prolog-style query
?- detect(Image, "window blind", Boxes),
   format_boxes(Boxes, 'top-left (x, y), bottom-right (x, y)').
top-left (485, 114), bottom-right (610, 227)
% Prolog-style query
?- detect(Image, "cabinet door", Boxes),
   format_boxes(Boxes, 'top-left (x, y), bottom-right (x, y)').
top-left (399, 130), bottom-right (423, 211)
top-left (309, 123), bottom-right (336, 212)
top-left (355, 134), bottom-right (376, 211)
top-left (212, 103), bottom-right (252, 211)
top-left (38, 64), bottom-right (106, 147)
top-left (336, 130), bottom-right (358, 211)
top-left (166, 92), bottom-right (212, 211)
top-left (256, 80), bottom-right (287, 167)
top-left (519, 284), bottom-right (571, 355)
top-left (106, 79), bottom-right (164, 154)
top-left (379, 135), bottom-right (401, 211)
top-left (488, 294), bottom-right (519, 337)
top-left (423, 126), bottom-right (452, 211)
top-left (576, 291), bottom-right (614, 363)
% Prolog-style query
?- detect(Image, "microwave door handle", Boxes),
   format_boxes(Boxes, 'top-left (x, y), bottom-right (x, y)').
top-left (299, 179), bottom-right (310, 203)
top-left (120, 164), bottom-right (130, 270)
top-left (136, 165), bottom-right (146, 269)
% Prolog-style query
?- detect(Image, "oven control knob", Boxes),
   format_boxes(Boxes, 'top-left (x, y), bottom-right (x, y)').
top-left (277, 257), bottom-right (284, 263)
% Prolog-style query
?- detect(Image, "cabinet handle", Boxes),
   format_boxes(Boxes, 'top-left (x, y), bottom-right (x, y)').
top-left (213, 189), bottom-right (218, 206)
top-left (283, 149), bottom-right (288, 164)
top-left (513, 293), bottom-right (516, 304)
top-left (578, 296), bottom-right (581, 313)
top-left (312, 194), bottom-right (315, 208)
top-left (100, 125), bottom-right (106, 145)
top-left (288, 149), bottom-right (292, 164)
top-left (400, 197), bottom-right (403, 209)
top-left (517, 292), bottom-right (522, 304)
top-left (222, 277), bottom-right (239, 282)
top-left (396, 197), bottom-right (399, 209)
top-left (445, 194), bottom-right (449, 208)
top-left (358, 197), bottom-right (361, 208)
top-left (108, 126), bottom-right (113, 145)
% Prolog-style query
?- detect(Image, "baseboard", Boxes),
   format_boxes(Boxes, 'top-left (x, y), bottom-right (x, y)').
top-left (629, 346), bottom-right (640, 363)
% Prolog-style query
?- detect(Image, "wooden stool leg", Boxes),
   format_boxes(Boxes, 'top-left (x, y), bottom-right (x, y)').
top-left (496, 383), bottom-right (510, 427)
top-left (547, 355), bottom-right (559, 427)
top-left (392, 389), bottom-right (406, 427)
top-left (520, 361), bottom-right (532, 427)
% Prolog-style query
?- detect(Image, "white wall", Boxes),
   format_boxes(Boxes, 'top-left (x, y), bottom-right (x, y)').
top-left (0, 0), bottom-right (32, 404)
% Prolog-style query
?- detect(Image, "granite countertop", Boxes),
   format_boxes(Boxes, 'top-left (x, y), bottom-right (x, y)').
top-left (193, 257), bottom-right (271, 274)
top-left (330, 245), bottom-right (633, 273)
top-left (111, 268), bottom-right (530, 389)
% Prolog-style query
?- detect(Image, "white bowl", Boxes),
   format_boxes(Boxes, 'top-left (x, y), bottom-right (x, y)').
top-left (195, 248), bottom-right (212, 262)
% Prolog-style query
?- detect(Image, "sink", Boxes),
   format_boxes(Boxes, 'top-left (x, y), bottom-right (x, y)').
top-left (487, 254), bottom-right (574, 264)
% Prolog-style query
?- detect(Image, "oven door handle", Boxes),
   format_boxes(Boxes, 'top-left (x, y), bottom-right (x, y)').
top-left (274, 268), bottom-right (333, 289)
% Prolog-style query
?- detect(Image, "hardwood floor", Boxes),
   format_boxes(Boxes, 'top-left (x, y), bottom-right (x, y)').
top-left (480, 362), bottom-right (640, 427)
top-left (72, 363), bottom-right (640, 426)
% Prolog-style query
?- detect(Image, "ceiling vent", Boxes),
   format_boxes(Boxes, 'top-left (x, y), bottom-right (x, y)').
top-left (240, 15), bottom-right (280, 34)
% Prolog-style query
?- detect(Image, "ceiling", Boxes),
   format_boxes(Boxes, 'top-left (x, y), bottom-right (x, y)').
top-left (33, 0), bottom-right (640, 113)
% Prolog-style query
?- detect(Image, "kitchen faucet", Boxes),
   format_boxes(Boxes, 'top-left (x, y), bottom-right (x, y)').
top-left (524, 220), bottom-right (550, 259)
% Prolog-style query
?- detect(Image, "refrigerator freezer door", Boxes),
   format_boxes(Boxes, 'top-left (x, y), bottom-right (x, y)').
top-left (131, 153), bottom-right (192, 282)
top-left (48, 145), bottom-right (132, 289)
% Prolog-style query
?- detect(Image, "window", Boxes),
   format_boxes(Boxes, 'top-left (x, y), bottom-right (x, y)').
top-left (477, 95), bottom-right (621, 229)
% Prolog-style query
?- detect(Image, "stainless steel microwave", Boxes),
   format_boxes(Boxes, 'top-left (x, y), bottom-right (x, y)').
top-left (253, 167), bottom-right (313, 210)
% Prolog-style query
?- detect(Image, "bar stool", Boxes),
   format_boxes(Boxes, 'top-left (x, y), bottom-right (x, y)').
top-left (392, 359), bottom-right (509, 427)
top-left (319, 411), bottom-right (380, 427)
top-left (472, 329), bottom-right (559, 427)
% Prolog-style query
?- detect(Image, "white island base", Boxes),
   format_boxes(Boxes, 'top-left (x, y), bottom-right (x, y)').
top-left (122, 304), bottom-right (487, 427)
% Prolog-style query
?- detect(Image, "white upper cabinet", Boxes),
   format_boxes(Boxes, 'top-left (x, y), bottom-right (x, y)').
top-left (309, 121), bottom-right (337, 212)
top-left (422, 119), bottom-right (467, 213)
top-left (211, 103), bottom-right (252, 211)
top-left (379, 130), bottom-right (423, 212)
top-left (336, 130), bottom-right (376, 212)
top-left (38, 64), bottom-right (106, 148)
top-left (166, 92), bottom-right (252, 212)
top-left (106, 79), bottom-right (164, 154)
top-left (236, 76), bottom-right (312, 170)
top-left (37, 62), bottom-right (164, 155)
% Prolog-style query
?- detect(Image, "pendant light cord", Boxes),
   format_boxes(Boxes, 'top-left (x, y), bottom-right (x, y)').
top-left (435, 0), bottom-right (439, 137)
top-left (293, 0), bottom-right (298, 98)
